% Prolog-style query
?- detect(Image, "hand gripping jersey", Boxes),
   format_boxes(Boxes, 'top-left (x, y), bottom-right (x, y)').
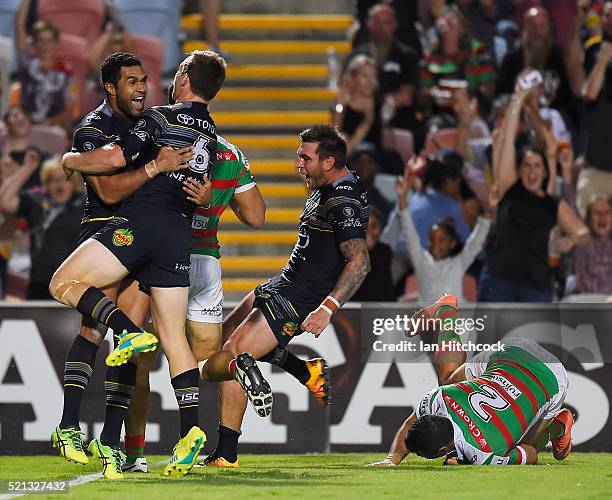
top-left (71, 100), bottom-right (135, 222)
top-left (260, 171), bottom-right (369, 310)
top-left (191, 135), bottom-right (255, 259)
top-left (416, 338), bottom-right (567, 465)
top-left (113, 101), bottom-right (216, 216)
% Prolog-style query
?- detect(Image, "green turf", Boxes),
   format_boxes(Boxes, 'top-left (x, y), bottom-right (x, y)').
top-left (1, 453), bottom-right (611, 499)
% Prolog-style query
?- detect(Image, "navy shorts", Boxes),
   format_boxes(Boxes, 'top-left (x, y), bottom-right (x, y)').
top-left (253, 284), bottom-right (312, 349)
top-left (92, 207), bottom-right (191, 288)
top-left (77, 218), bottom-right (115, 246)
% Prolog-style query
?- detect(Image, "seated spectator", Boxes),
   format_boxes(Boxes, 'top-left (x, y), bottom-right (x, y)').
top-left (332, 54), bottom-right (402, 173)
top-left (0, 155), bottom-right (84, 299)
top-left (579, 2), bottom-right (612, 219)
top-left (572, 196), bottom-right (612, 295)
top-left (478, 76), bottom-right (589, 302)
top-left (347, 3), bottom-right (423, 149)
top-left (14, 17), bottom-right (77, 129)
top-left (421, 6), bottom-right (496, 100)
top-left (3, 106), bottom-right (32, 154)
top-left (347, 143), bottom-right (393, 222)
top-left (352, 207), bottom-right (394, 301)
top-left (395, 168), bottom-right (490, 303)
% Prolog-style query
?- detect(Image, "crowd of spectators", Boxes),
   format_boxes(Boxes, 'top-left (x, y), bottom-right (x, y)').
top-left (0, 0), bottom-right (609, 304)
top-left (348, 0), bottom-right (612, 303)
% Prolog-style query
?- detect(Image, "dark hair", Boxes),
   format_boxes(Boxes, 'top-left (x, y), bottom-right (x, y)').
top-left (516, 145), bottom-right (549, 190)
top-left (100, 52), bottom-right (142, 86)
top-left (369, 205), bottom-right (383, 226)
top-left (31, 19), bottom-right (59, 42)
top-left (430, 217), bottom-right (461, 256)
top-left (299, 124), bottom-right (348, 169)
top-left (405, 415), bottom-right (454, 458)
top-left (182, 50), bottom-right (226, 101)
top-left (422, 157), bottom-right (462, 191)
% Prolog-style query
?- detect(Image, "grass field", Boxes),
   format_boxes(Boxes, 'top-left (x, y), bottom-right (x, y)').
top-left (1, 453), bottom-right (611, 499)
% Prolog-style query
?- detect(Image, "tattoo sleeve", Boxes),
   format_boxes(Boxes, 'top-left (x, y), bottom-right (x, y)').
top-left (330, 238), bottom-right (371, 305)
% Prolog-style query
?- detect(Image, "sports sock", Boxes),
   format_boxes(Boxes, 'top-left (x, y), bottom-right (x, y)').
top-left (215, 424), bottom-right (240, 463)
top-left (125, 435), bottom-right (145, 463)
top-left (76, 286), bottom-right (142, 336)
top-left (100, 362), bottom-right (137, 446)
top-left (59, 335), bottom-right (99, 429)
top-left (172, 368), bottom-right (200, 437)
top-left (533, 416), bottom-right (567, 450)
top-left (261, 348), bottom-right (310, 385)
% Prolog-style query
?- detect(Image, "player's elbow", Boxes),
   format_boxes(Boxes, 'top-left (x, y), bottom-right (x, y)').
top-left (247, 206), bottom-right (266, 229)
top-left (361, 251), bottom-right (372, 276)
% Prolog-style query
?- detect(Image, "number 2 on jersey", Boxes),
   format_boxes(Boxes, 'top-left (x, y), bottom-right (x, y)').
top-left (468, 385), bottom-right (510, 422)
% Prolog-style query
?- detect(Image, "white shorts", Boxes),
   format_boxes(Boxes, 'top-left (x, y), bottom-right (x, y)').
top-left (465, 337), bottom-right (568, 421)
top-left (187, 254), bottom-right (223, 324)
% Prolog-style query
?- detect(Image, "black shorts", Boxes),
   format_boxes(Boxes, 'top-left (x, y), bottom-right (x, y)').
top-left (92, 207), bottom-right (191, 288)
top-left (253, 284), bottom-right (311, 349)
top-left (77, 218), bottom-right (116, 246)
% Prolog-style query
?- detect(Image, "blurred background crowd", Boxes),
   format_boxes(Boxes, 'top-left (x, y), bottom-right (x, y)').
top-left (0, 0), bottom-right (610, 304)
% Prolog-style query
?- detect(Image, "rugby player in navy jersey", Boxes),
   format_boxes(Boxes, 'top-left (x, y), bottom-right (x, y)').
top-left (51, 52), bottom-right (194, 479)
top-left (198, 125), bottom-right (370, 464)
top-left (52, 50), bottom-right (225, 477)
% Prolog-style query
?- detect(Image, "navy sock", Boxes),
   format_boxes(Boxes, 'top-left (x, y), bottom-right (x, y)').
top-left (172, 369), bottom-right (200, 438)
top-left (100, 362), bottom-right (137, 446)
top-left (76, 286), bottom-right (141, 335)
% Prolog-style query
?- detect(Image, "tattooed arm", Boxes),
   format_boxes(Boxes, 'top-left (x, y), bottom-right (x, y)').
top-left (301, 237), bottom-right (371, 337)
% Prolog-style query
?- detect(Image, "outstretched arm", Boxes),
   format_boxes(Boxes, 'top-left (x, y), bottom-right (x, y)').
top-left (365, 411), bottom-right (417, 467)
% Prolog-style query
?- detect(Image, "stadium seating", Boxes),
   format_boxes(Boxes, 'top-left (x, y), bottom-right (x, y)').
top-left (38, 0), bottom-right (104, 44)
top-left (55, 34), bottom-right (89, 116)
top-left (130, 34), bottom-right (164, 106)
top-left (0, 0), bottom-right (20, 40)
top-left (115, 0), bottom-right (180, 74)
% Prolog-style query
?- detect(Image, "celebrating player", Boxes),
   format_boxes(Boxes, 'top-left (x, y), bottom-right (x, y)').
top-left (121, 135), bottom-right (266, 472)
top-left (366, 296), bottom-right (574, 467)
top-left (53, 50), bottom-right (225, 477)
top-left (197, 124), bottom-right (370, 464)
top-left (50, 52), bottom-right (194, 480)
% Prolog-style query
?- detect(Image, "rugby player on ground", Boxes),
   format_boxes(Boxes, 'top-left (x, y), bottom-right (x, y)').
top-left (366, 295), bottom-right (574, 467)
top-left (53, 50), bottom-right (225, 477)
top-left (50, 52), bottom-right (194, 480)
top-left (197, 124), bottom-right (371, 465)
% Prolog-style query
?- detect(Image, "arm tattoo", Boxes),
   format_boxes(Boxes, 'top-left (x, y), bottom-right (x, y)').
top-left (331, 238), bottom-right (371, 305)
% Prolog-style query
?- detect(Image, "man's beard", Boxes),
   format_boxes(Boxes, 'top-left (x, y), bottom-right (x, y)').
top-left (523, 37), bottom-right (552, 68)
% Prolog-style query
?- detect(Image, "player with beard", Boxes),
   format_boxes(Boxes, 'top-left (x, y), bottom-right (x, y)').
top-left (54, 50), bottom-right (233, 477)
top-left (51, 52), bottom-right (193, 479)
top-left (196, 124), bottom-right (370, 465)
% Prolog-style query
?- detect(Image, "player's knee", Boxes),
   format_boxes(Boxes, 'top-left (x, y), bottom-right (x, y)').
top-left (50, 276), bottom-right (80, 304)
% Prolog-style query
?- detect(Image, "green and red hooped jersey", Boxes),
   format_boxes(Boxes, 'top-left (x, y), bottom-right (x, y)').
top-left (191, 135), bottom-right (255, 259)
top-left (417, 345), bottom-right (560, 465)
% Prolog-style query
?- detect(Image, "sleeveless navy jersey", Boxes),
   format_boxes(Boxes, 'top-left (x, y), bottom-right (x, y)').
top-left (262, 172), bottom-right (369, 309)
top-left (114, 101), bottom-right (216, 216)
top-left (72, 101), bottom-right (134, 222)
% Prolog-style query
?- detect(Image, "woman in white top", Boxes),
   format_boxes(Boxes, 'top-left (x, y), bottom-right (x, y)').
top-left (396, 166), bottom-right (491, 303)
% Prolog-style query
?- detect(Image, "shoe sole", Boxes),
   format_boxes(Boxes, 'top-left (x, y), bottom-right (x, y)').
top-left (553, 411), bottom-right (574, 461)
top-left (51, 431), bottom-right (89, 465)
top-left (236, 353), bottom-right (273, 417)
top-left (310, 359), bottom-right (331, 407)
top-left (163, 435), bottom-right (206, 477)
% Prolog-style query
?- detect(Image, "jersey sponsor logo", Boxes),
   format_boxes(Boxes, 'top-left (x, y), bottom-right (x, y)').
top-left (135, 130), bottom-right (149, 142)
top-left (339, 217), bottom-right (363, 229)
top-left (343, 207), bottom-right (355, 217)
top-left (135, 119), bottom-right (146, 129)
top-left (336, 185), bottom-right (353, 191)
top-left (177, 113), bottom-right (195, 125)
top-left (189, 136), bottom-right (211, 174)
top-left (83, 142), bottom-right (95, 151)
top-left (488, 374), bottom-right (522, 400)
top-left (175, 263), bottom-right (190, 272)
top-left (382, 61), bottom-right (401, 74)
top-left (216, 150), bottom-right (238, 161)
top-left (192, 213), bottom-right (210, 230)
top-left (112, 228), bottom-right (134, 247)
top-left (444, 393), bottom-right (491, 451)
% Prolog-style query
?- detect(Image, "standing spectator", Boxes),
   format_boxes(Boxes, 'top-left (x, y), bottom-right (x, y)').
top-left (0, 155), bottom-right (84, 299)
top-left (14, 13), bottom-right (78, 129)
top-left (2, 106), bottom-right (32, 154)
top-left (478, 78), bottom-right (589, 302)
top-left (496, 7), bottom-right (581, 140)
top-left (395, 169), bottom-right (490, 302)
top-left (572, 197), bottom-right (612, 295)
top-left (579, 2), bottom-right (612, 219)
top-left (455, 0), bottom-right (498, 52)
top-left (352, 207), bottom-right (394, 301)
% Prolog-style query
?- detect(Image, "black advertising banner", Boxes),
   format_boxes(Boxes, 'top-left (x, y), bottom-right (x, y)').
top-left (0, 302), bottom-right (610, 455)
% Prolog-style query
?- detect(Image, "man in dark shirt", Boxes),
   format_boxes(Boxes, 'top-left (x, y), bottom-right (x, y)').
top-left (53, 50), bottom-right (224, 477)
top-left (198, 125), bottom-right (370, 466)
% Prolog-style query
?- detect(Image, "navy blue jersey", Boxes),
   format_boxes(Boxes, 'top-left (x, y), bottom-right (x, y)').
top-left (114, 101), bottom-right (216, 216)
top-left (262, 172), bottom-right (369, 309)
top-left (72, 101), bottom-right (135, 222)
